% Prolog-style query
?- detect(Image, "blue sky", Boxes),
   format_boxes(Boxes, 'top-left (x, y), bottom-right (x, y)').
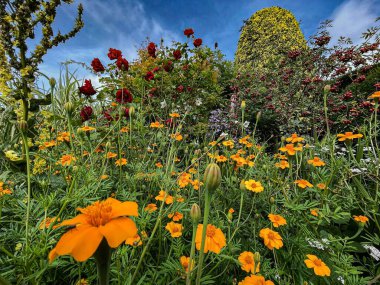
top-left (38, 0), bottom-right (380, 81)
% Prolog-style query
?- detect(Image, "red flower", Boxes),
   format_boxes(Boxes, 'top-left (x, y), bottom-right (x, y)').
top-left (91, 58), bottom-right (105, 72)
top-left (173, 50), bottom-right (181, 60)
top-left (103, 109), bottom-right (114, 121)
top-left (116, 88), bottom-right (133, 104)
top-left (184, 28), bottom-right (194, 37)
top-left (108, 48), bottom-right (122, 60)
top-left (125, 108), bottom-right (130, 118)
top-left (145, 71), bottom-right (154, 81)
top-left (79, 80), bottom-right (96, 97)
top-left (148, 87), bottom-right (157, 97)
top-left (176, 85), bottom-right (184, 93)
top-left (147, 42), bottom-right (156, 58)
top-left (80, 106), bottom-right (93, 122)
top-left (193, 38), bottom-right (202, 47)
top-left (152, 66), bottom-right (160, 73)
top-left (116, 57), bottom-right (129, 71)
top-left (163, 61), bottom-right (173, 72)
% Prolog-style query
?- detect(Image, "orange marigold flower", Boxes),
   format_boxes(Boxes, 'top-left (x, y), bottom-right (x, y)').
top-left (238, 275), bottom-right (274, 285)
top-left (191, 179), bottom-right (203, 190)
top-left (228, 208), bottom-right (235, 214)
top-left (155, 162), bottom-right (163, 168)
top-left (100, 174), bottom-right (109, 180)
top-left (304, 254), bottom-right (331, 276)
top-left (222, 140), bottom-right (234, 149)
top-left (317, 183), bottom-right (326, 190)
top-left (178, 172), bottom-right (192, 188)
top-left (368, 91), bottom-right (380, 100)
top-left (57, 132), bottom-right (71, 142)
top-left (106, 152), bottom-right (117, 159)
top-left (0, 181), bottom-right (12, 196)
top-left (144, 203), bottom-right (158, 212)
top-left (244, 179), bottom-right (264, 193)
top-left (170, 133), bottom-right (183, 141)
top-left (259, 228), bottom-right (283, 250)
top-left (150, 121), bottom-right (164, 128)
top-left (79, 126), bottom-right (96, 132)
top-left (353, 215), bottom-right (369, 224)
top-left (59, 154), bottom-right (76, 166)
top-left (310, 208), bottom-right (319, 216)
top-left (125, 234), bottom-right (142, 246)
top-left (48, 198), bottom-right (138, 262)
top-left (238, 251), bottom-right (260, 274)
top-left (115, 158), bottom-right (127, 166)
top-left (120, 126), bottom-right (129, 133)
top-left (168, 212), bottom-right (183, 221)
top-left (39, 216), bottom-right (60, 230)
top-left (169, 112), bottom-right (180, 118)
top-left (275, 160), bottom-right (289, 169)
top-left (180, 256), bottom-right (194, 273)
top-left (209, 141), bottom-right (217, 146)
top-left (307, 157), bottom-right (325, 167)
top-left (196, 224), bottom-right (226, 254)
top-left (268, 214), bottom-right (287, 227)
top-left (337, 132), bottom-right (363, 141)
top-left (286, 133), bottom-right (304, 143)
top-left (216, 155), bottom-right (227, 162)
top-left (279, 144), bottom-right (302, 155)
top-left (295, 179), bottom-right (313, 189)
top-left (165, 221), bottom-right (183, 238)
top-left (155, 190), bottom-right (174, 204)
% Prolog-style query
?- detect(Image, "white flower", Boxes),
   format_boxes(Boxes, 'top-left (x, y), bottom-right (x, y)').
top-left (243, 121), bottom-right (250, 128)
top-left (160, 100), bottom-right (167, 109)
top-left (363, 244), bottom-right (380, 261)
top-left (195, 98), bottom-right (203, 106)
top-left (337, 276), bottom-right (345, 284)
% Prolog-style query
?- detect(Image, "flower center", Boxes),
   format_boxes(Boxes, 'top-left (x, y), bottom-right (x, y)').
top-left (82, 201), bottom-right (113, 226)
top-left (245, 256), bottom-right (254, 264)
top-left (267, 232), bottom-right (275, 240)
top-left (206, 226), bottom-right (216, 237)
top-left (313, 259), bottom-right (322, 266)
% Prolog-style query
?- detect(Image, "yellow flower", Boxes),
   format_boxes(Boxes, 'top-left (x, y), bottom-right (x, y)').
top-left (115, 158), bottom-right (127, 166)
top-left (216, 155), bottom-right (227, 162)
top-left (209, 141), bottom-right (218, 146)
top-left (0, 181), bottom-right (12, 196)
top-left (165, 221), bottom-right (183, 238)
top-left (191, 179), bottom-right (203, 190)
top-left (178, 172), bottom-right (192, 188)
top-left (169, 112), bottom-right (180, 118)
top-left (238, 251), bottom-right (260, 274)
top-left (170, 133), bottom-right (183, 141)
top-left (100, 175), bottom-right (109, 180)
top-left (106, 152), bottom-right (117, 159)
top-left (337, 132), bottom-right (363, 141)
top-left (59, 154), bottom-right (76, 166)
top-left (275, 160), bottom-right (289, 169)
top-left (57, 131), bottom-right (71, 142)
top-left (244, 179), bottom-right (264, 193)
top-left (295, 179), bottom-right (313, 189)
top-left (304, 255), bottom-right (331, 276)
top-left (353, 215), bottom-right (369, 224)
top-left (79, 126), bottom-right (96, 132)
top-left (268, 214), bottom-right (287, 227)
top-left (155, 162), bottom-right (163, 168)
top-left (180, 256), bottom-right (194, 273)
top-left (150, 121), bottom-right (164, 128)
top-left (310, 208), bottom-right (319, 217)
top-left (120, 126), bottom-right (129, 133)
top-left (222, 140), bottom-right (234, 149)
top-left (285, 133), bottom-right (304, 143)
top-left (279, 143), bottom-right (302, 155)
top-left (168, 212), bottom-right (183, 221)
top-left (195, 224), bottom-right (226, 254)
top-left (155, 190), bottom-right (173, 204)
top-left (4, 150), bottom-right (21, 161)
top-left (307, 157), bottom-right (325, 167)
top-left (144, 203), bottom-right (158, 212)
top-left (259, 228), bottom-right (283, 250)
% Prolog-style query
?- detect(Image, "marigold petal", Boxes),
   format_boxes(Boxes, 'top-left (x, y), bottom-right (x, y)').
top-left (59, 214), bottom-right (88, 227)
top-left (111, 201), bottom-right (139, 218)
top-left (99, 217), bottom-right (137, 248)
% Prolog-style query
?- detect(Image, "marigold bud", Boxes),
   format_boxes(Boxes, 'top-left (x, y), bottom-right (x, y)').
top-left (18, 120), bottom-right (28, 132)
top-left (256, 111), bottom-right (261, 121)
top-left (203, 163), bottom-right (221, 192)
top-left (49, 77), bottom-right (56, 89)
top-left (270, 197), bottom-right (275, 204)
top-left (324, 85), bottom-right (331, 94)
top-left (129, 106), bottom-right (136, 117)
top-left (64, 102), bottom-right (75, 114)
top-left (253, 252), bottom-right (260, 264)
top-left (190, 203), bottom-right (201, 223)
top-left (105, 142), bottom-right (112, 149)
top-left (241, 100), bottom-right (246, 110)
top-left (240, 180), bottom-right (246, 191)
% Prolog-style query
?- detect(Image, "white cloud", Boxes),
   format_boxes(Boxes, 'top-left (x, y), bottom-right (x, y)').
top-left (328, 0), bottom-right (379, 45)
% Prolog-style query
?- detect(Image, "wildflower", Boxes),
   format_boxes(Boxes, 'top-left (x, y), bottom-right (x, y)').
top-left (108, 48), bottom-right (122, 60)
top-left (39, 217), bottom-right (60, 230)
top-left (79, 79), bottom-right (96, 97)
top-left (79, 126), bottom-right (96, 132)
top-left (147, 42), bottom-right (156, 57)
top-left (125, 234), bottom-right (142, 246)
top-left (168, 212), bottom-right (183, 221)
top-left (295, 179), bottom-right (313, 189)
top-left (48, 198), bottom-right (138, 262)
top-left (91, 58), bottom-right (105, 72)
top-left (279, 144), bottom-right (302, 155)
top-left (120, 126), bottom-right (129, 133)
top-left (155, 162), bottom-right (163, 168)
top-left (353, 215), bottom-right (369, 224)
top-left (106, 152), bottom-right (117, 159)
top-left (195, 224), bottom-right (226, 254)
top-left (178, 172), bottom-right (192, 188)
top-left (216, 155), bottom-right (227, 162)
top-left (115, 88), bottom-right (133, 104)
top-left (169, 112), bottom-right (180, 118)
top-left (337, 132), bottom-right (363, 141)
top-left (259, 228), bottom-right (283, 250)
top-left (304, 255), bottom-right (331, 276)
top-left (368, 91), bottom-right (380, 100)
top-left (184, 28), bottom-right (194, 37)
top-left (310, 209), bottom-right (319, 216)
top-left (100, 175), bottom-right (109, 180)
top-left (308, 157), bottom-right (325, 167)
top-left (173, 50), bottom-right (182, 60)
top-left (191, 179), bottom-right (203, 190)
top-left (39, 140), bottom-right (57, 150)
top-left (57, 132), bottom-right (71, 142)
top-left (244, 180), bottom-right (264, 193)
top-left (238, 251), bottom-right (260, 274)
top-left (150, 121), bottom-right (164, 128)
top-left (75, 278), bottom-right (89, 285)
top-left (228, 208), bottom-right (235, 214)
top-left (165, 221), bottom-right (183, 238)
top-left (170, 133), bottom-right (183, 141)
top-left (286, 133), bottom-right (304, 143)
top-left (180, 256), bottom-right (194, 273)
top-left (0, 181), bottom-right (12, 196)
top-left (193, 38), bottom-right (202, 47)
top-left (116, 57), bottom-right (129, 71)
top-left (317, 183), bottom-right (326, 190)
top-left (115, 158), bottom-right (127, 166)
top-left (155, 190), bottom-right (173, 204)
top-left (5, 150), bottom-right (21, 161)
top-left (268, 214), bottom-right (287, 227)
top-left (59, 154), bottom-right (76, 166)
top-left (275, 160), bottom-right (289, 169)
top-left (80, 106), bottom-right (93, 122)
top-left (209, 141), bottom-right (218, 146)
top-left (223, 140), bottom-right (234, 149)
top-left (238, 275), bottom-right (274, 285)
top-left (144, 203), bottom-right (158, 213)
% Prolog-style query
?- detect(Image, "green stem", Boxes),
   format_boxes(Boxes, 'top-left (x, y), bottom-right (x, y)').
top-left (22, 131), bottom-right (32, 250)
top-left (186, 223), bottom-right (197, 285)
top-left (94, 239), bottom-right (112, 285)
top-left (195, 188), bottom-right (211, 285)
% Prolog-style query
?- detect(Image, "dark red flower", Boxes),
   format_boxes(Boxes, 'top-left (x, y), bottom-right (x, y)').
top-left (163, 61), bottom-right (173, 72)
top-left (193, 38), bottom-right (202, 47)
top-left (287, 50), bottom-right (301, 59)
top-left (91, 58), bottom-right (105, 72)
top-left (103, 108), bottom-right (114, 121)
top-left (80, 106), bottom-right (93, 122)
top-left (108, 48), bottom-right (122, 60)
top-left (374, 82), bottom-right (380, 89)
top-left (173, 50), bottom-right (181, 60)
top-left (147, 42), bottom-right (156, 58)
top-left (314, 36), bottom-right (331, 46)
top-left (116, 57), bottom-right (129, 71)
top-left (116, 88), bottom-right (133, 104)
top-left (79, 80), bottom-right (96, 97)
top-left (125, 108), bottom-right (130, 118)
top-left (176, 85), bottom-right (184, 93)
top-left (145, 71), bottom-right (154, 81)
top-left (152, 66), bottom-right (160, 73)
top-left (148, 87), bottom-right (157, 97)
top-left (184, 28), bottom-right (194, 37)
